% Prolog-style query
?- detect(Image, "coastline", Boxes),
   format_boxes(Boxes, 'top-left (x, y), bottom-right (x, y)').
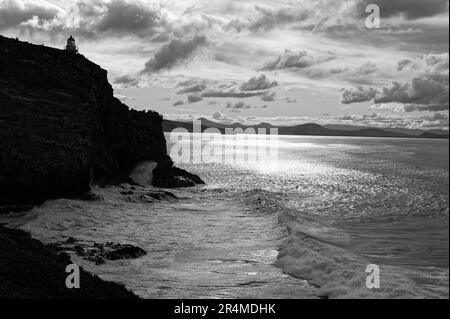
top-left (0, 37), bottom-right (204, 299)
top-left (0, 224), bottom-right (139, 299)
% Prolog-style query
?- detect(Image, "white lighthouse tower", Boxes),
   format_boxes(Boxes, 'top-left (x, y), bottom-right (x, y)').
top-left (65, 35), bottom-right (78, 53)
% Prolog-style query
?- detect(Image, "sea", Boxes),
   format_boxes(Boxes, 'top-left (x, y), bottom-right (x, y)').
top-left (2, 134), bottom-right (448, 299)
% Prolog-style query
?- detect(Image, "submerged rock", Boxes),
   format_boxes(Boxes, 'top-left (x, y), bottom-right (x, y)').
top-left (57, 238), bottom-right (147, 265)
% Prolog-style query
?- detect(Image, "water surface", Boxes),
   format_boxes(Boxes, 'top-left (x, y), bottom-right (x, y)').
top-left (2, 135), bottom-right (448, 298)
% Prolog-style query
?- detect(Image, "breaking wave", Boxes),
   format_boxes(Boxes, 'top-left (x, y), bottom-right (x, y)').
top-left (239, 189), bottom-right (448, 299)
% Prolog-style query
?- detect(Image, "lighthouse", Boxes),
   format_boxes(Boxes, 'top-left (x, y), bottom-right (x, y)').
top-left (65, 35), bottom-right (78, 53)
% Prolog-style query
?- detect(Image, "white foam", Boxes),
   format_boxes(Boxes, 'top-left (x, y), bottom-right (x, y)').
top-left (276, 213), bottom-right (446, 299)
top-left (129, 161), bottom-right (158, 186)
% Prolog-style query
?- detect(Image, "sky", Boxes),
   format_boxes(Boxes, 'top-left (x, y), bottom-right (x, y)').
top-left (0, 0), bottom-right (449, 130)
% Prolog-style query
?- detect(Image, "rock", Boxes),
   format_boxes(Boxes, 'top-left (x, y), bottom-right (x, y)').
top-left (57, 238), bottom-right (147, 265)
top-left (0, 35), bottom-right (204, 207)
top-left (103, 243), bottom-right (147, 261)
top-left (152, 160), bottom-right (205, 188)
top-left (0, 226), bottom-right (138, 298)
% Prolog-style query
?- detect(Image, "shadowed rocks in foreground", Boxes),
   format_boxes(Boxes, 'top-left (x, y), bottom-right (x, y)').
top-left (0, 226), bottom-right (138, 299)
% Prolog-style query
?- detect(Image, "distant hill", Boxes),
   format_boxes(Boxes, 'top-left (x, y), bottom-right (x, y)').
top-left (419, 132), bottom-right (449, 139)
top-left (163, 119), bottom-right (449, 139)
top-left (324, 124), bottom-right (449, 137)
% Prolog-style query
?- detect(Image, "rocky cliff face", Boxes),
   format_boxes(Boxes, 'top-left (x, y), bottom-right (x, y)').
top-left (0, 36), bottom-right (203, 207)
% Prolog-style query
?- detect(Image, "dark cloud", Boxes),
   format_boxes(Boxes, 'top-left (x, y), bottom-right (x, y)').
top-left (226, 101), bottom-right (251, 109)
top-left (342, 76), bottom-right (449, 111)
top-left (262, 49), bottom-right (336, 71)
top-left (93, 0), bottom-right (161, 36)
top-left (143, 35), bottom-right (208, 73)
top-left (1, 0), bottom-right (167, 39)
top-left (375, 77), bottom-right (449, 107)
top-left (114, 74), bottom-right (140, 87)
top-left (173, 76), bottom-right (277, 101)
top-left (225, 101), bottom-right (268, 109)
top-left (342, 52), bottom-right (449, 111)
top-left (187, 94), bottom-right (203, 104)
top-left (397, 59), bottom-right (416, 71)
top-left (176, 84), bottom-right (207, 94)
top-left (0, 0), bottom-right (59, 30)
top-left (357, 0), bottom-right (449, 20)
top-left (247, 5), bottom-right (311, 32)
top-left (239, 74), bottom-right (278, 91)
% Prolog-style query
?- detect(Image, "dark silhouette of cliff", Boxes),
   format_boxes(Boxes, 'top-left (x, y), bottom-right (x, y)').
top-left (0, 36), bottom-right (203, 207)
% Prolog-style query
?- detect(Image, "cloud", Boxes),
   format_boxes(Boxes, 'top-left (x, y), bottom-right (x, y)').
top-left (341, 86), bottom-right (378, 104)
top-left (397, 53), bottom-right (449, 75)
top-left (212, 111), bottom-right (232, 122)
top-left (261, 91), bottom-right (276, 102)
top-left (2, 0), bottom-right (167, 39)
top-left (342, 52), bottom-right (449, 111)
top-left (397, 59), bottom-right (416, 71)
top-left (334, 111), bottom-right (449, 130)
top-left (114, 93), bottom-right (135, 102)
top-left (239, 74), bottom-right (278, 91)
top-left (0, 0), bottom-right (60, 30)
top-left (201, 90), bottom-right (266, 98)
top-left (299, 61), bottom-right (379, 84)
top-left (342, 77), bottom-right (449, 111)
top-left (187, 94), bottom-right (203, 104)
top-left (283, 97), bottom-right (297, 103)
top-left (92, 0), bottom-right (162, 36)
top-left (176, 83), bottom-right (207, 94)
top-left (351, 62), bottom-right (377, 76)
top-left (246, 5), bottom-right (311, 32)
top-left (224, 2), bottom-right (362, 35)
top-left (114, 74), bottom-right (140, 87)
top-left (370, 103), bottom-right (449, 112)
top-left (375, 77), bottom-right (449, 107)
top-left (226, 101), bottom-right (251, 109)
top-left (143, 35), bottom-right (208, 73)
top-left (172, 76), bottom-right (277, 100)
top-left (262, 49), bottom-right (336, 70)
top-left (356, 0), bottom-right (449, 20)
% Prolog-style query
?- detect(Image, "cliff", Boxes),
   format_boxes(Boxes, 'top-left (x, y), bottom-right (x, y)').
top-left (0, 36), bottom-right (203, 207)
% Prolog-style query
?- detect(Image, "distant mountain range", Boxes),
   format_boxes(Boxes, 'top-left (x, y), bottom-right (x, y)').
top-left (163, 118), bottom-right (449, 139)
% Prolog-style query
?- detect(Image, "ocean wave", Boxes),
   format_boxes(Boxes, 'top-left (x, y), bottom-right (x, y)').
top-left (238, 188), bottom-right (447, 299)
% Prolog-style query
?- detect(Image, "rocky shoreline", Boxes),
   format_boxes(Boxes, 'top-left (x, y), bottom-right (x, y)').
top-left (0, 225), bottom-right (139, 299)
top-left (0, 36), bottom-right (204, 298)
top-left (0, 35), bottom-right (204, 208)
